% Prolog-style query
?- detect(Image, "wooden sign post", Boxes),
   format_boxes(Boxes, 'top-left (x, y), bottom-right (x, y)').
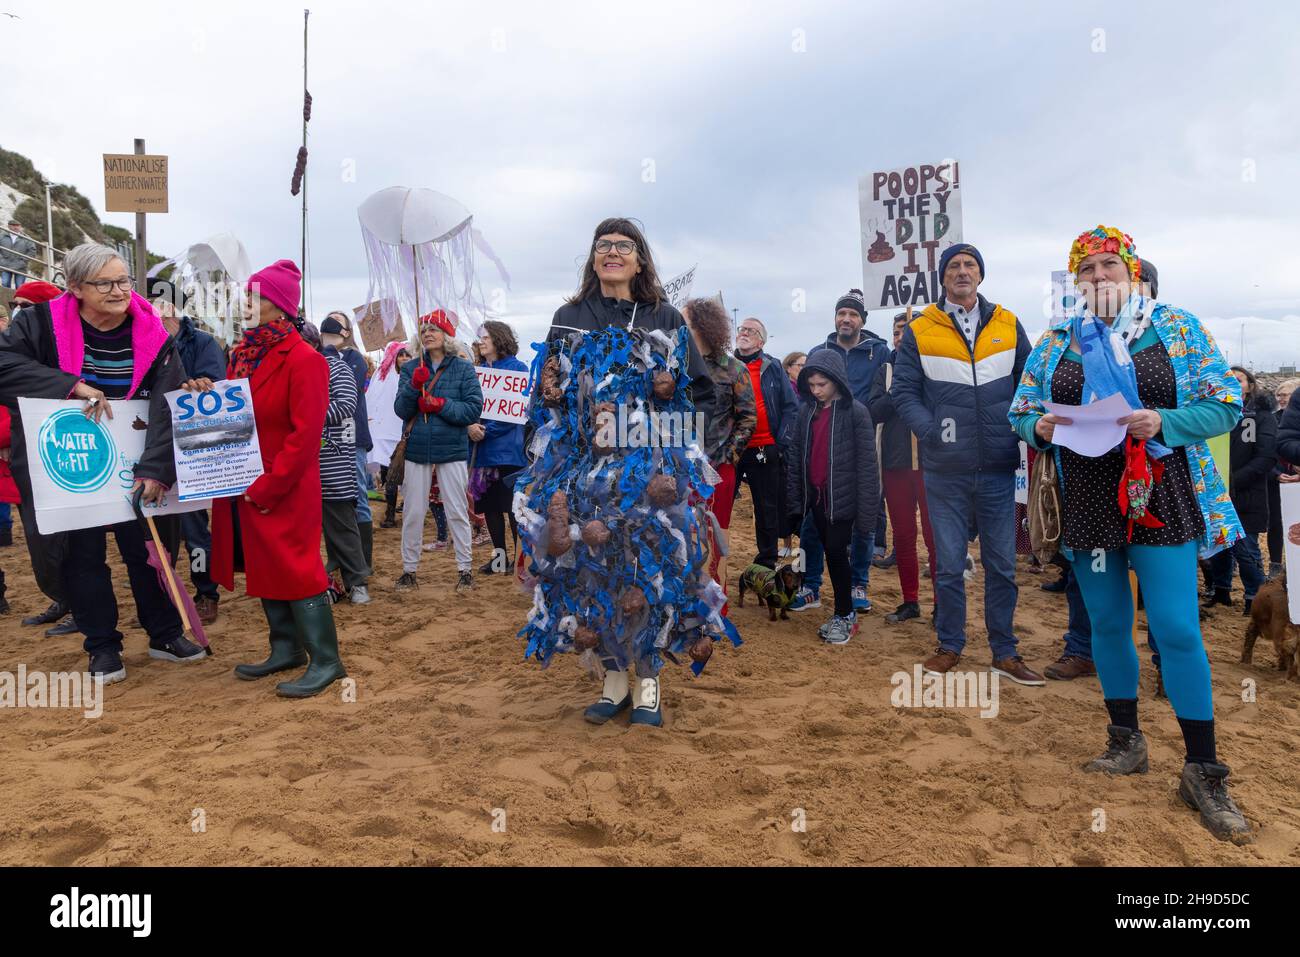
top-left (103, 141), bottom-right (168, 293)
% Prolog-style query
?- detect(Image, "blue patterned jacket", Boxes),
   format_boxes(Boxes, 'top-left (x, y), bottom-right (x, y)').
top-left (1008, 298), bottom-right (1243, 559)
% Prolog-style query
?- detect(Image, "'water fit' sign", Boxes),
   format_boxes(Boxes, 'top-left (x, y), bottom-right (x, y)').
top-left (19, 398), bottom-right (209, 533)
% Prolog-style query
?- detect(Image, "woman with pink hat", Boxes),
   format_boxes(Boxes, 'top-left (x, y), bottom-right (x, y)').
top-left (204, 259), bottom-right (347, 698)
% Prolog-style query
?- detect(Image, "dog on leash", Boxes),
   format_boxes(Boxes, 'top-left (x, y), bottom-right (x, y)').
top-left (737, 562), bottom-right (803, 621)
top-left (1242, 573), bottom-right (1300, 680)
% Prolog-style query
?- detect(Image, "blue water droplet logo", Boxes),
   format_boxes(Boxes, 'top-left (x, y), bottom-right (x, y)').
top-left (37, 409), bottom-right (117, 493)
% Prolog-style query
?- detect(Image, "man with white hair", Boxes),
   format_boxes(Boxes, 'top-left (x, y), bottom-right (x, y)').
top-left (733, 316), bottom-right (798, 569)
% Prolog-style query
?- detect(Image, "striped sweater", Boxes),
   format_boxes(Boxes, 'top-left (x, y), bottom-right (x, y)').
top-left (320, 350), bottom-right (358, 501)
top-left (81, 316), bottom-right (136, 398)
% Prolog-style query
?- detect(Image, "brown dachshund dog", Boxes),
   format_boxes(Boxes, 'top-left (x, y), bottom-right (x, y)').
top-left (1242, 574), bottom-right (1300, 680)
top-left (737, 563), bottom-right (803, 621)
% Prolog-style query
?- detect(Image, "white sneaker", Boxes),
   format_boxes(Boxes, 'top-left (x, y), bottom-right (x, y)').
top-left (963, 553), bottom-right (976, 582)
top-left (350, 585), bottom-right (371, 605)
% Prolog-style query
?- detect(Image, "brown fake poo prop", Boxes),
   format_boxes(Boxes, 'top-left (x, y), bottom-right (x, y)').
top-left (574, 626), bottom-right (600, 651)
top-left (547, 490), bottom-right (570, 522)
top-left (652, 370), bottom-right (675, 401)
top-left (621, 588), bottom-right (647, 616)
top-left (540, 356), bottom-right (565, 406)
top-left (591, 401), bottom-right (617, 455)
top-left (581, 519), bottom-right (611, 549)
top-left (689, 637), bottom-right (714, 665)
top-left (646, 473), bottom-right (678, 507)
top-left (546, 517), bottom-right (573, 556)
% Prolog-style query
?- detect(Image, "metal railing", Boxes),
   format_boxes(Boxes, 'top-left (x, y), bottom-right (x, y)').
top-left (0, 223), bottom-right (66, 287)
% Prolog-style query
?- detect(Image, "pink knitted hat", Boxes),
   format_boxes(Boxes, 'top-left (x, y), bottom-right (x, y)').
top-left (246, 259), bottom-right (302, 317)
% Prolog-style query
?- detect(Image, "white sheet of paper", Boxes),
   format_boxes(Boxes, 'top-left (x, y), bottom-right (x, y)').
top-left (1042, 392), bottom-right (1133, 458)
top-left (1279, 483), bottom-right (1300, 625)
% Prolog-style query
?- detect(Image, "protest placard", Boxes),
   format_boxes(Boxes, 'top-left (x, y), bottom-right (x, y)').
top-left (1281, 483), bottom-right (1300, 624)
top-left (103, 153), bottom-right (169, 213)
top-left (354, 299), bottom-right (407, 352)
top-left (1015, 441), bottom-right (1029, 505)
top-left (164, 379), bottom-right (264, 501)
top-left (1051, 270), bottom-right (1079, 322)
top-left (858, 160), bottom-right (962, 310)
top-left (476, 366), bottom-right (530, 425)
top-left (19, 398), bottom-right (209, 534)
top-left (662, 265), bottom-right (698, 311)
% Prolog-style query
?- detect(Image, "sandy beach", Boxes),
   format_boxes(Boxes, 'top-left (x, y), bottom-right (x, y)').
top-left (1, 497), bottom-right (1297, 866)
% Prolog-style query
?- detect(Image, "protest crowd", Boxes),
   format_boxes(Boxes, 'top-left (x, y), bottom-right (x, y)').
top-left (4, 214), bottom-right (1299, 849)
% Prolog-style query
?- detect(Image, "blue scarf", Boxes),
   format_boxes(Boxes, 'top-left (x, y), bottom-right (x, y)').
top-left (1069, 292), bottom-right (1172, 459)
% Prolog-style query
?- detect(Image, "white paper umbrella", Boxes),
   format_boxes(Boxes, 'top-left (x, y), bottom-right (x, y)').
top-left (357, 187), bottom-right (472, 245)
top-left (357, 186), bottom-right (508, 337)
top-left (147, 232), bottom-right (252, 342)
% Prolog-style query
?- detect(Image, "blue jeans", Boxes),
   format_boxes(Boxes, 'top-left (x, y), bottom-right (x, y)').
top-left (1210, 534), bottom-right (1264, 601)
top-left (0, 501), bottom-right (10, 529)
top-left (1070, 541), bottom-right (1212, 720)
top-left (1, 270), bottom-right (26, 290)
top-left (924, 469), bottom-right (1019, 658)
top-left (1062, 565), bottom-right (1093, 661)
top-left (354, 448), bottom-right (373, 523)
top-left (799, 510), bottom-right (872, 593)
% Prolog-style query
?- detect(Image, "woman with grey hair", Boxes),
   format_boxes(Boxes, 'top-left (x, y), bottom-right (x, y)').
top-left (0, 243), bottom-right (205, 683)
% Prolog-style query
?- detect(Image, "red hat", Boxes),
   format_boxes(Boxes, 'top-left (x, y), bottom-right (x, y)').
top-left (246, 259), bottom-right (302, 317)
top-left (418, 309), bottom-right (457, 337)
top-left (13, 280), bottom-right (63, 304)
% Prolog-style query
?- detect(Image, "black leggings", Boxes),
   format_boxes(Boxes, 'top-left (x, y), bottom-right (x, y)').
top-left (1267, 473), bottom-right (1283, 565)
top-left (475, 468), bottom-right (521, 553)
top-left (812, 497), bottom-right (854, 617)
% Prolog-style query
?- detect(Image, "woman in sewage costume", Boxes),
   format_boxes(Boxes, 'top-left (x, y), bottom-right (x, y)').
top-left (516, 217), bottom-right (735, 728)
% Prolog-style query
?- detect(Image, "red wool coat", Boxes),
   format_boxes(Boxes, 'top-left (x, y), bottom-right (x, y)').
top-left (211, 330), bottom-right (331, 600)
top-left (0, 407), bottom-right (20, 504)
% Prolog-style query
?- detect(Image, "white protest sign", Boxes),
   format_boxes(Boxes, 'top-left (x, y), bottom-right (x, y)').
top-left (476, 367), bottom-right (530, 425)
top-left (165, 378), bottom-right (264, 501)
top-left (1015, 441), bottom-right (1029, 505)
top-left (858, 160), bottom-right (962, 310)
top-left (1280, 483), bottom-right (1300, 625)
top-left (1051, 270), bottom-right (1079, 322)
top-left (19, 398), bottom-right (210, 534)
top-left (662, 264), bottom-right (698, 311)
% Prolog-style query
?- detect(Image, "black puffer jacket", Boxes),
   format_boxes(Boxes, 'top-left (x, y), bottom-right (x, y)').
top-left (786, 348), bottom-right (878, 536)
top-left (546, 293), bottom-right (716, 425)
top-left (0, 301), bottom-right (183, 499)
top-left (868, 356), bottom-right (919, 472)
top-left (1229, 400), bottom-right (1277, 534)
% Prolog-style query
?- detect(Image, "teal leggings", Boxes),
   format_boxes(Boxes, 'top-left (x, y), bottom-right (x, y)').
top-left (1069, 540), bottom-right (1213, 721)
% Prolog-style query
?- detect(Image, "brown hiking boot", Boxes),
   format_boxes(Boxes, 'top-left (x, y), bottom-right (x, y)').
top-left (923, 647), bottom-right (961, 675)
top-left (992, 656), bottom-right (1046, 686)
top-left (1044, 654), bottom-right (1096, 680)
top-left (195, 595), bottom-right (219, 625)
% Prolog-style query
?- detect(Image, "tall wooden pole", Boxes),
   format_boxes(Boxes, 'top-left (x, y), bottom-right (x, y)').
top-left (134, 138), bottom-right (147, 293)
top-left (300, 9), bottom-right (310, 316)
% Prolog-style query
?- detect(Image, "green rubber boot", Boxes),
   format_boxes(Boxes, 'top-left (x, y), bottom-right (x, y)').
top-left (276, 591), bottom-right (347, 698)
top-left (235, 599), bottom-right (307, 680)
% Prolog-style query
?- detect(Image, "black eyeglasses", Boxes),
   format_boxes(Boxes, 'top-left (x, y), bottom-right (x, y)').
top-left (594, 240), bottom-right (636, 255)
top-left (83, 278), bottom-right (134, 293)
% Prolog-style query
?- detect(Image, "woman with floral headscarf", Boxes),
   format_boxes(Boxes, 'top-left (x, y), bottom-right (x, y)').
top-left (1010, 226), bottom-right (1251, 843)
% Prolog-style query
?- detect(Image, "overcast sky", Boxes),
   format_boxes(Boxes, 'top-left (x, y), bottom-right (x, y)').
top-left (6, 0), bottom-right (1298, 367)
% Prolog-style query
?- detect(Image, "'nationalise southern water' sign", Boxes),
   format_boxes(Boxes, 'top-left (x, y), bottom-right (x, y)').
top-left (164, 379), bottom-right (264, 501)
top-left (19, 398), bottom-right (209, 534)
